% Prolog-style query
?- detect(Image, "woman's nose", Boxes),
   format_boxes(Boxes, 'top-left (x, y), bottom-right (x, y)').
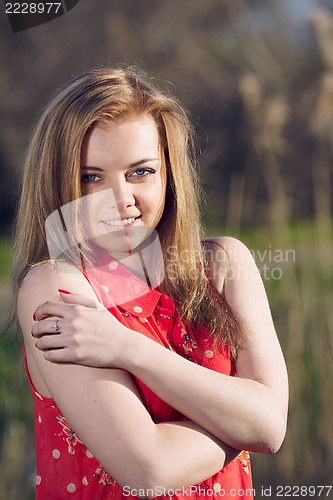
top-left (111, 180), bottom-right (135, 212)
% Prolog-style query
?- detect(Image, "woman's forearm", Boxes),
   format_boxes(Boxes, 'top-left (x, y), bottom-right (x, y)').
top-left (122, 333), bottom-right (287, 453)
top-left (140, 420), bottom-right (238, 495)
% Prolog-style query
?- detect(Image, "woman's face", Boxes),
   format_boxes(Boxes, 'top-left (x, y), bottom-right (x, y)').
top-left (80, 114), bottom-right (166, 255)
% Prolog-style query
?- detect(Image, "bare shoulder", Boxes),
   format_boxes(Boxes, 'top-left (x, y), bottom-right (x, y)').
top-left (18, 261), bottom-right (96, 333)
top-left (19, 260), bottom-right (93, 293)
top-left (18, 261), bottom-right (97, 313)
top-left (18, 260), bottom-right (99, 347)
top-left (203, 235), bottom-right (254, 263)
top-left (202, 236), bottom-right (256, 293)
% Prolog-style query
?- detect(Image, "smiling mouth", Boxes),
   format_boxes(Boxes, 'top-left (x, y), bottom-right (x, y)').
top-left (102, 216), bottom-right (141, 230)
top-left (104, 217), bottom-right (135, 226)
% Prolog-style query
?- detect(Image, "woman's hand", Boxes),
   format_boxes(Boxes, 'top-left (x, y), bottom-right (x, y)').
top-left (32, 291), bottom-right (134, 367)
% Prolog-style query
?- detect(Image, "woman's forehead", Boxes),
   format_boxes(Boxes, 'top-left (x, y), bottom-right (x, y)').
top-left (81, 115), bottom-right (162, 168)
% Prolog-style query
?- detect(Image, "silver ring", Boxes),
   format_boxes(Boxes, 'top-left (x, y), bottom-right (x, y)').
top-left (52, 319), bottom-right (61, 332)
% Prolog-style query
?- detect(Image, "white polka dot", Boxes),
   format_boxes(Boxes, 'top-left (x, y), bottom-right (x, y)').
top-left (101, 285), bottom-right (109, 293)
top-left (82, 477), bottom-right (89, 486)
top-left (38, 415), bottom-right (42, 423)
top-left (52, 449), bottom-right (61, 459)
top-left (133, 306), bottom-right (143, 313)
top-left (109, 261), bottom-right (118, 270)
top-left (139, 317), bottom-right (148, 323)
top-left (35, 391), bottom-right (43, 401)
top-left (204, 350), bottom-right (214, 359)
top-left (36, 475), bottom-right (42, 485)
top-left (67, 483), bottom-right (76, 493)
top-left (86, 449), bottom-right (94, 458)
top-left (213, 482), bottom-right (221, 493)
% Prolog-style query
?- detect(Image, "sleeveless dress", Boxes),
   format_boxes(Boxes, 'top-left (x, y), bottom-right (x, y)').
top-left (25, 251), bottom-right (253, 499)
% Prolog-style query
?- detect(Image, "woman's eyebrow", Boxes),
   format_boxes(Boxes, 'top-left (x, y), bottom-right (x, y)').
top-left (129, 158), bottom-right (160, 168)
top-left (80, 166), bottom-right (104, 171)
top-left (80, 158), bottom-right (159, 171)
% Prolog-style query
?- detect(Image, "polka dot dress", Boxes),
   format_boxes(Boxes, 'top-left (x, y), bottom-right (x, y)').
top-left (24, 251), bottom-right (252, 499)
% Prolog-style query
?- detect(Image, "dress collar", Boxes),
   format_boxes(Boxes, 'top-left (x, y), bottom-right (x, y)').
top-left (82, 248), bottom-right (173, 318)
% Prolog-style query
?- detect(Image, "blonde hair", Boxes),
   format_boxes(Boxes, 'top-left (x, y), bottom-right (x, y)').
top-left (10, 66), bottom-right (242, 354)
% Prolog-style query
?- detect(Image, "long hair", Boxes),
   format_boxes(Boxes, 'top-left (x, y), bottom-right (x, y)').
top-left (10, 66), bottom-right (243, 355)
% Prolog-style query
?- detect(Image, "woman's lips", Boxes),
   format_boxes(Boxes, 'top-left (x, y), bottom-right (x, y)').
top-left (101, 216), bottom-right (141, 232)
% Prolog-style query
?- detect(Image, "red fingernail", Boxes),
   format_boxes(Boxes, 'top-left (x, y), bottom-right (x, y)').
top-left (33, 312), bottom-right (36, 321)
top-left (58, 289), bottom-right (71, 294)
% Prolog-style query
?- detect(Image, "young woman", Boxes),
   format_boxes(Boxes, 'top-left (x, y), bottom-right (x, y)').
top-left (11, 67), bottom-right (288, 499)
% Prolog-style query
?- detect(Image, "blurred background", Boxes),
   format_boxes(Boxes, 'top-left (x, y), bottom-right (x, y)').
top-left (0, 0), bottom-right (332, 498)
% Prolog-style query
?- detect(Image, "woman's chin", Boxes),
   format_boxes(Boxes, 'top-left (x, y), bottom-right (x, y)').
top-left (89, 226), bottom-right (154, 256)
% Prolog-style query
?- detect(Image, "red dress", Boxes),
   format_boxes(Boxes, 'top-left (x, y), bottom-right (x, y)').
top-left (25, 252), bottom-right (253, 499)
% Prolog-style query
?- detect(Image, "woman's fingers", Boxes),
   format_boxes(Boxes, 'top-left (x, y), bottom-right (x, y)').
top-left (35, 334), bottom-right (65, 352)
top-left (33, 318), bottom-right (80, 354)
top-left (43, 348), bottom-right (78, 364)
top-left (31, 291), bottom-right (124, 367)
top-left (33, 292), bottom-right (105, 320)
top-left (59, 291), bottom-right (106, 310)
top-left (34, 301), bottom-right (66, 321)
top-left (32, 318), bottom-right (63, 339)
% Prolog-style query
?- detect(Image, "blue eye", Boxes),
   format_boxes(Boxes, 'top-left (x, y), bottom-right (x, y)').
top-left (80, 174), bottom-right (101, 183)
top-left (130, 168), bottom-right (156, 178)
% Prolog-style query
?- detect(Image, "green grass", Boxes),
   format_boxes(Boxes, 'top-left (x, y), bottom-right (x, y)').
top-left (0, 238), bottom-right (12, 279)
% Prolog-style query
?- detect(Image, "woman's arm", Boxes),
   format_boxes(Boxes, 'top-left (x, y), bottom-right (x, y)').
top-left (19, 263), bottom-right (238, 494)
top-left (35, 237), bottom-right (288, 454)
top-left (124, 237), bottom-right (289, 453)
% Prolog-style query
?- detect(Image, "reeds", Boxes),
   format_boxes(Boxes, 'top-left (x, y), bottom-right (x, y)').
top-left (224, 8), bottom-right (333, 486)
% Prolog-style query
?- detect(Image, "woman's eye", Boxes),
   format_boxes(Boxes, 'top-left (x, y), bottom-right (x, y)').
top-left (129, 168), bottom-right (156, 179)
top-left (80, 174), bottom-right (101, 183)
top-left (134, 169), bottom-right (146, 176)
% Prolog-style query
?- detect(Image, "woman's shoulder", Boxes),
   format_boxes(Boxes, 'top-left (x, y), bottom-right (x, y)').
top-left (18, 261), bottom-right (97, 318)
top-left (20, 261), bottom-right (82, 294)
top-left (203, 235), bottom-right (253, 260)
top-left (202, 236), bottom-right (256, 293)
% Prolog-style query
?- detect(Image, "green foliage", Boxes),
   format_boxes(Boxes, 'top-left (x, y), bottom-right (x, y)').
top-left (0, 330), bottom-right (35, 500)
top-left (0, 238), bottom-right (12, 278)
top-left (244, 220), bottom-right (333, 486)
